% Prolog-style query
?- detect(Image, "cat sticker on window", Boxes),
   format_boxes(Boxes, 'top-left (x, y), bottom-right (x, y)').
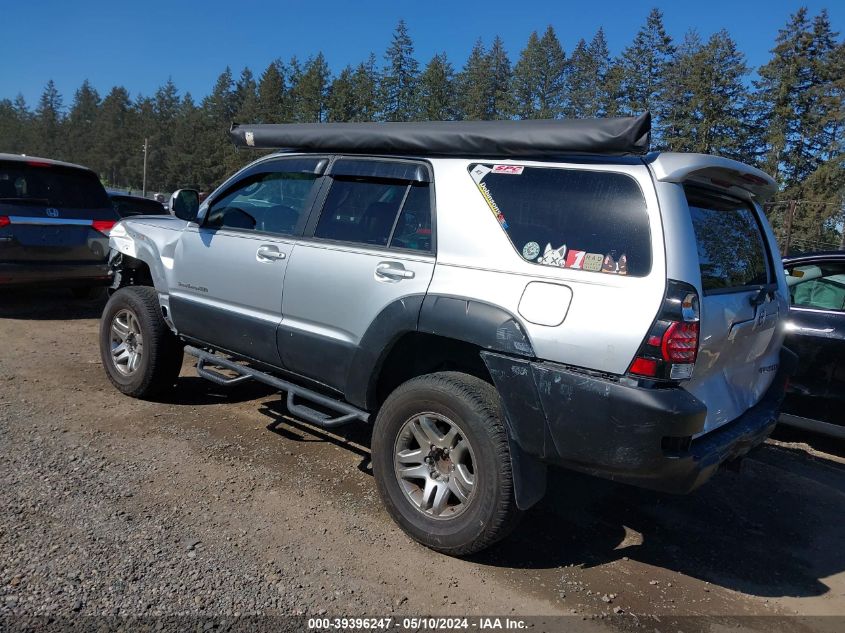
top-left (538, 243), bottom-right (567, 267)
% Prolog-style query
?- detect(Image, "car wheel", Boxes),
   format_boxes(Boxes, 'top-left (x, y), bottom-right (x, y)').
top-left (99, 286), bottom-right (183, 398)
top-left (372, 372), bottom-right (522, 555)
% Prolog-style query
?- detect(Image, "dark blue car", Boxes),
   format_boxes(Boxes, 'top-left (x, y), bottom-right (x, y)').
top-left (0, 154), bottom-right (119, 296)
top-left (782, 251), bottom-right (845, 439)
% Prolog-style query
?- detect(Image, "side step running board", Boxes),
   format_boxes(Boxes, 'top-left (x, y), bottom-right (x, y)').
top-left (184, 346), bottom-right (369, 428)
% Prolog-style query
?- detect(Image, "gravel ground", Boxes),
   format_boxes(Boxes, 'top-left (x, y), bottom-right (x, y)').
top-left (0, 288), bottom-right (843, 632)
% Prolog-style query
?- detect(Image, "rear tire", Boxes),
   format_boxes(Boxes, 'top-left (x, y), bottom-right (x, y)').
top-left (372, 372), bottom-right (522, 555)
top-left (99, 286), bottom-right (183, 398)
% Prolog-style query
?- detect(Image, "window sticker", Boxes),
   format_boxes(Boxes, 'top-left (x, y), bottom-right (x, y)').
top-left (564, 249), bottom-right (586, 269)
top-left (491, 165), bottom-right (524, 175)
top-left (522, 241), bottom-right (541, 260)
top-left (600, 253), bottom-right (629, 274)
top-left (538, 243), bottom-right (567, 267)
top-left (583, 253), bottom-right (604, 272)
top-left (470, 164), bottom-right (508, 229)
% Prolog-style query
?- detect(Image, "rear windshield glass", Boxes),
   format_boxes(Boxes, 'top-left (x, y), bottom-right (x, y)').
top-left (468, 164), bottom-right (651, 277)
top-left (686, 187), bottom-right (770, 293)
top-left (0, 161), bottom-right (111, 209)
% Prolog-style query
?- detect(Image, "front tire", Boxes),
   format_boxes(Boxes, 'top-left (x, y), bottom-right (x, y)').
top-left (372, 372), bottom-right (521, 555)
top-left (99, 286), bottom-right (183, 398)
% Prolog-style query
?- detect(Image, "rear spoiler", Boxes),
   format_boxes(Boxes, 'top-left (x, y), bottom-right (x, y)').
top-left (646, 153), bottom-right (777, 201)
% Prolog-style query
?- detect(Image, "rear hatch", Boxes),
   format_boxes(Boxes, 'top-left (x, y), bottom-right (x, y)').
top-left (682, 185), bottom-right (785, 432)
top-left (0, 159), bottom-right (117, 264)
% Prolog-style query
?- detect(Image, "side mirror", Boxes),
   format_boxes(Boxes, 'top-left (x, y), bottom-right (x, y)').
top-left (170, 189), bottom-right (200, 222)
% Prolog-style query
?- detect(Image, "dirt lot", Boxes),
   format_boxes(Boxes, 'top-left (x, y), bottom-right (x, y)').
top-left (1, 289), bottom-right (844, 631)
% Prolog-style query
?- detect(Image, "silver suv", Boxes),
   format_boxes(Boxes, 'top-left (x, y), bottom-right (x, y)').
top-left (98, 115), bottom-right (795, 555)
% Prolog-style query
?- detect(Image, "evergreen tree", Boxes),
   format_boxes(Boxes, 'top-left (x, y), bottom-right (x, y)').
top-left (511, 26), bottom-right (567, 119)
top-left (257, 60), bottom-right (288, 123)
top-left (659, 31), bottom-right (703, 152)
top-left (291, 53), bottom-right (330, 122)
top-left (0, 96), bottom-right (31, 153)
top-left (351, 54), bottom-right (380, 121)
top-left (198, 68), bottom-right (239, 188)
top-left (417, 53), bottom-right (456, 121)
top-left (458, 39), bottom-right (493, 120)
top-left (380, 20), bottom-right (419, 121)
top-left (97, 86), bottom-right (134, 188)
top-left (619, 8), bottom-right (674, 134)
top-left (327, 66), bottom-right (356, 122)
top-left (488, 36), bottom-right (513, 119)
top-left (661, 30), bottom-right (751, 160)
top-left (234, 67), bottom-right (260, 123)
top-left (601, 61), bottom-right (625, 117)
top-left (567, 28), bottom-right (612, 118)
top-left (65, 80), bottom-right (101, 171)
top-left (34, 80), bottom-right (64, 157)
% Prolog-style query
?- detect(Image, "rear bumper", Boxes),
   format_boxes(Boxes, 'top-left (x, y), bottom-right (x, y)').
top-left (482, 348), bottom-right (797, 494)
top-left (0, 261), bottom-right (110, 287)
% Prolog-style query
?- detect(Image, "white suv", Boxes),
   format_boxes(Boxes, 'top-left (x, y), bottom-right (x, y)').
top-left (99, 114), bottom-right (795, 554)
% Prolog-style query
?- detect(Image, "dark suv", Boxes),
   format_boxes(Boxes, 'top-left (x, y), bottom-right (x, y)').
top-left (0, 154), bottom-right (118, 294)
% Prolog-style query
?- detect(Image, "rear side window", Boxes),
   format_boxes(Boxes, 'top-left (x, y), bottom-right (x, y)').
top-left (0, 161), bottom-right (111, 209)
top-left (468, 164), bottom-right (651, 276)
top-left (315, 179), bottom-right (433, 251)
top-left (686, 187), bottom-right (770, 293)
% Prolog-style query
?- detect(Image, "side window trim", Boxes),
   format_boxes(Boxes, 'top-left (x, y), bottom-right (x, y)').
top-left (200, 155), bottom-right (328, 238)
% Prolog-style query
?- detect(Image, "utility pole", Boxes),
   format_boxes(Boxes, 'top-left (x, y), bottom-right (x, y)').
top-left (142, 137), bottom-right (148, 197)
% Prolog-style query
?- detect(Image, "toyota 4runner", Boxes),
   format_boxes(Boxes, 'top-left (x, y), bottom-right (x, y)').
top-left (99, 114), bottom-right (795, 555)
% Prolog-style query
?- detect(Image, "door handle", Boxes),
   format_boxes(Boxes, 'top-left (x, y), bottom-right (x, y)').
top-left (375, 262), bottom-right (415, 280)
top-left (256, 245), bottom-right (286, 262)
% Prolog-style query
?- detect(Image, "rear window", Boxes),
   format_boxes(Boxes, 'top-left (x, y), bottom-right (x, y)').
top-left (468, 164), bottom-right (651, 277)
top-left (0, 161), bottom-right (111, 209)
top-left (686, 187), bottom-right (770, 293)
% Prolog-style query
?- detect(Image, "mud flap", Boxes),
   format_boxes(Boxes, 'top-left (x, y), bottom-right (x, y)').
top-left (508, 433), bottom-right (547, 510)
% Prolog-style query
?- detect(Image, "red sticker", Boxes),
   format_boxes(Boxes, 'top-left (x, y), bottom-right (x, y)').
top-left (491, 165), bottom-right (524, 175)
top-left (564, 249), bottom-right (587, 269)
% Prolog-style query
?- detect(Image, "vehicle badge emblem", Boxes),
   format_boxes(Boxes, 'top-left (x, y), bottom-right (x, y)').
top-left (46, 208), bottom-right (59, 218)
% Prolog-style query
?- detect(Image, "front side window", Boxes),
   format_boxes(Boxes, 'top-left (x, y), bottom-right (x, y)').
top-left (786, 262), bottom-right (845, 312)
top-left (205, 160), bottom-right (321, 235)
top-left (686, 187), bottom-right (770, 293)
top-left (467, 164), bottom-right (651, 277)
top-left (315, 178), bottom-right (432, 251)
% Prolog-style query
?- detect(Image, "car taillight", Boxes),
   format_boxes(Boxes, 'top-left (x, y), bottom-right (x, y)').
top-left (0, 215), bottom-right (9, 228)
top-left (627, 280), bottom-right (700, 382)
top-left (92, 219), bottom-right (116, 234)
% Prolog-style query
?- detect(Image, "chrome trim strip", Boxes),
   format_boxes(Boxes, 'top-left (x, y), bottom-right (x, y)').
top-left (7, 216), bottom-right (93, 226)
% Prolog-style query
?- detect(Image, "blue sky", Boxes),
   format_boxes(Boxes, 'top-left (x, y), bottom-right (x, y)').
top-left (2, 0), bottom-right (842, 107)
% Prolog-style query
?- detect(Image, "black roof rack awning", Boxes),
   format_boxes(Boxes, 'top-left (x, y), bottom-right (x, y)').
top-left (229, 113), bottom-right (651, 157)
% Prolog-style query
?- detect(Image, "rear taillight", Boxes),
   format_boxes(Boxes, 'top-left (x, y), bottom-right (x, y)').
top-left (627, 280), bottom-right (700, 382)
top-left (0, 215), bottom-right (9, 228)
top-left (92, 219), bottom-right (116, 234)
